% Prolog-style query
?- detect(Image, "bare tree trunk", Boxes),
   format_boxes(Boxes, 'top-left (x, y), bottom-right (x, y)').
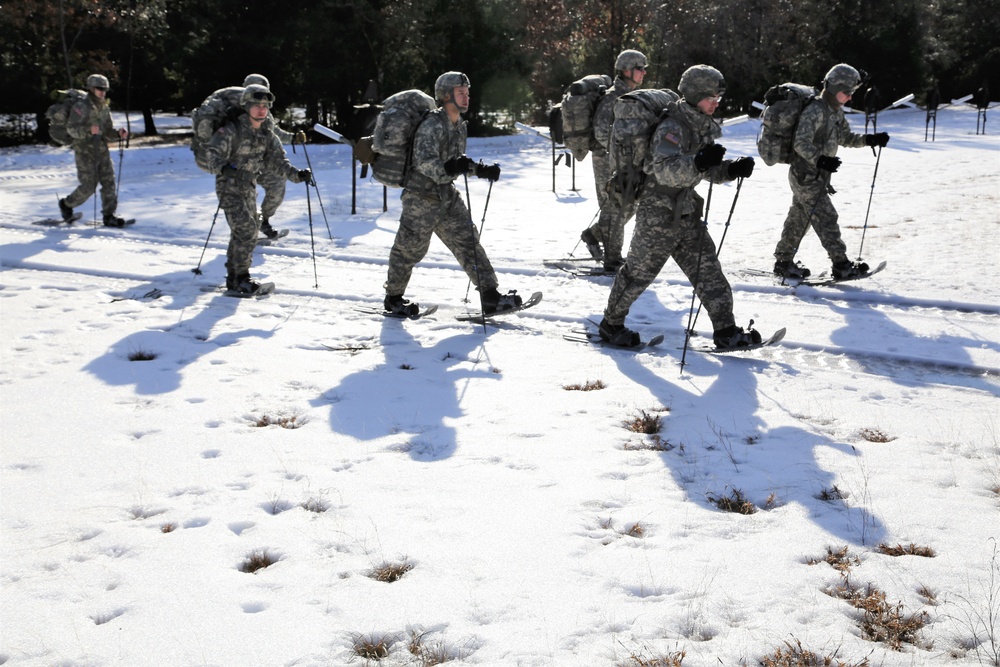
top-left (59, 0), bottom-right (72, 88)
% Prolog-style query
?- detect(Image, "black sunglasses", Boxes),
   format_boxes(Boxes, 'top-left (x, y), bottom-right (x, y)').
top-left (250, 91), bottom-right (274, 102)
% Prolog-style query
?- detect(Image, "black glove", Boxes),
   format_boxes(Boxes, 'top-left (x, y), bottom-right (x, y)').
top-left (727, 156), bottom-right (755, 179)
top-left (221, 164), bottom-right (238, 179)
top-left (864, 132), bottom-right (890, 147)
top-left (694, 143), bottom-right (726, 171)
top-left (444, 155), bottom-right (476, 176)
top-left (297, 169), bottom-right (314, 185)
top-left (475, 161), bottom-right (501, 182)
top-left (817, 155), bottom-right (841, 173)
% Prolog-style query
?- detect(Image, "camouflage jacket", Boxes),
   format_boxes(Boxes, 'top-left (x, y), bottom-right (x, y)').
top-left (593, 77), bottom-right (632, 151)
top-left (66, 92), bottom-right (117, 146)
top-left (791, 91), bottom-right (867, 178)
top-left (405, 108), bottom-right (466, 195)
top-left (204, 114), bottom-right (301, 184)
top-left (644, 100), bottom-right (733, 217)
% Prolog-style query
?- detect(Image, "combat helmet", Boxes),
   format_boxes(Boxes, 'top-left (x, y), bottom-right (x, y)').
top-left (86, 74), bottom-right (110, 90)
top-left (823, 64), bottom-right (862, 94)
top-left (678, 65), bottom-right (726, 104)
top-left (615, 49), bottom-right (647, 73)
top-left (243, 73), bottom-right (270, 88)
top-left (241, 84), bottom-right (274, 110)
top-left (434, 71), bottom-right (471, 104)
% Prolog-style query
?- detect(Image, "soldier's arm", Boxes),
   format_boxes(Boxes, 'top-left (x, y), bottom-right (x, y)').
top-left (837, 117), bottom-right (868, 149)
top-left (204, 126), bottom-right (238, 175)
top-left (648, 119), bottom-right (702, 188)
top-left (269, 120), bottom-right (294, 144)
top-left (592, 93), bottom-right (616, 150)
top-left (264, 132), bottom-right (303, 182)
top-left (66, 100), bottom-right (92, 141)
top-left (792, 102), bottom-right (824, 163)
top-left (411, 115), bottom-right (452, 184)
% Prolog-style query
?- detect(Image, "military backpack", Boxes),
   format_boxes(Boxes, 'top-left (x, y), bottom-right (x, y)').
top-left (357, 89), bottom-right (437, 188)
top-left (556, 74), bottom-right (613, 161)
top-left (190, 88), bottom-right (246, 172)
top-left (606, 88), bottom-right (680, 206)
top-left (45, 90), bottom-right (88, 146)
top-left (756, 83), bottom-right (818, 166)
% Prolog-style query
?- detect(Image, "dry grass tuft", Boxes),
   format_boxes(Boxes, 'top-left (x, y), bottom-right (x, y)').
top-left (859, 427), bottom-right (895, 443)
top-left (407, 630), bottom-right (464, 665)
top-left (617, 650), bottom-right (685, 666)
top-left (239, 549), bottom-right (278, 574)
top-left (624, 410), bottom-right (662, 434)
top-left (816, 485), bottom-right (847, 501)
top-left (760, 638), bottom-right (869, 666)
top-left (300, 496), bottom-right (330, 513)
top-left (369, 559), bottom-right (413, 583)
top-left (877, 542), bottom-right (936, 558)
top-left (623, 434), bottom-right (675, 452)
top-left (351, 632), bottom-right (394, 661)
top-left (707, 488), bottom-right (757, 514)
top-left (400, 363), bottom-right (414, 370)
top-left (160, 523), bottom-right (176, 533)
top-left (623, 521), bottom-right (646, 538)
top-left (127, 349), bottom-right (157, 361)
top-left (252, 413), bottom-right (301, 429)
top-left (807, 546), bottom-right (861, 573)
top-left (826, 580), bottom-right (927, 649)
top-left (563, 379), bottom-right (607, 391)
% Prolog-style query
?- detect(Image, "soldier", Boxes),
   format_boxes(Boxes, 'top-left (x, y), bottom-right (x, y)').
top-left (772, 63), bottom-right (890, 280)
top-left (58, 74), bottom-right (130, 227)
top-left (599, 65), bottom-right (761, 349)
top-left (383, 71), bottom-right (520, 316)
top-left (580, 49), bottom-right (647, 271)
top-left (191, 73), bottom-right (305, 240)
top-left (203, 85), bottom-right (312, 295)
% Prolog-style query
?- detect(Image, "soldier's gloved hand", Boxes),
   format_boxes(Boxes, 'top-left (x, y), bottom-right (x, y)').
top-left (694, 143), bottom-right (726, 171)
top-left (294, 131), bottom-right (307, 144)
top-left (727, 156), bottom-right (755, 179)
top-left (221, 164), bottom-right (238, 179)
top-left (297, 169), bottom-right (314, 185)
top-left (864, 132), bottom-right (890, 147)
top-left (444, 155), bottom-right (476, 176)
top-left (475, 161), bottom-right (501, 182)
top-left (817, 155), bottom-right (841, 173)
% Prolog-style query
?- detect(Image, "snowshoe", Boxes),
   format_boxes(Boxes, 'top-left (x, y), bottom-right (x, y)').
top-left (59, 198), bottom-right (75, 222)
top-left (832, 259), bottom-right (870, 281)
top-left (598, 318), bottom-right (641, 348)
top-left (773, 259), bottom-right (811, 279)
top-left (481, 288), bottom-right (522, 315)
top-left (580, 228), bottom-right (603, 261)
top-left (713, 321), bottom-right (763, 350)
top-left (103, 214), bottom-right (128, 228)
top-left (384, 294), bottom-right (420, 318)
top-left (260, 217), bottom-right (280, 239)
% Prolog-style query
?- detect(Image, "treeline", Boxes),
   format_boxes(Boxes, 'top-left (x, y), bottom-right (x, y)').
top-left (2, 0), bottom-right (996, 143)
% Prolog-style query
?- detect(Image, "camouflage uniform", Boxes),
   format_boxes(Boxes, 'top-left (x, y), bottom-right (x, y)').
top-left (192, 86), bottom-right (294, 222)
top-left (64, 91), bottom-right (119, 216)
top-left (385, 108), bottom-right (498, 296)
top-left (586, 76), bottom-right (639, 264)
top-left (774, 90), bottom-right (867, 264)
top-left (204, 114), bottom-right (304, 278)
top-left (604, 100), bottom-right (737, 331)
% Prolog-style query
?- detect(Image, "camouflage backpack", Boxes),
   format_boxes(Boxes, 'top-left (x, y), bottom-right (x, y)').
top-left (45, 90), bottom-right (88, 145)
top-left (190, 87), bottom-right (245, 172)
top-left (756, 83), bottom-right (818, 166)
top-left (557, 74), bottom-right (613, 161)
top-left (364, 89), bottom-right (437, 188)
top-left (606, 88), bottom-right (680, 206)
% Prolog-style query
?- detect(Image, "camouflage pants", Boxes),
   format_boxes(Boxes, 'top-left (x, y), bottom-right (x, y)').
top-left (385, 186), bottom-right (497, 297)
top-left (196, 143), bottom-right (285, 221)
top-left (65, 139), bottom-right (117, 216)
top-left (587, 149), bottom-right (636, 263)
top-left (773, 169), bottom-right (848, 264)
top-left (216, 174), bottom-right (260, 276)
top-left (604, 195), bottom-right (735, 331)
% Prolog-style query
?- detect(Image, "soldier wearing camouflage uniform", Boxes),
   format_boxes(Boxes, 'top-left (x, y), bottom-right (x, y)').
top-left (773, 63), bottom-right (890, 280)
top-left (383, 72), bottom-right (520, 316)
top-left (599, 65), bottom-right (761, 349)
top-left (580, 49), bottom-right (648, 271)
top-left (204, 85), bottom-right (312, 295)
top-left (192, 74), bottom-right (305, 240)
top-left (58, 74), bottom-right (130, 227)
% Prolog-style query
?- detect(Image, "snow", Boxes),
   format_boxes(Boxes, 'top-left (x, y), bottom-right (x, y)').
top-left (2, 104), bottom-right (999, 666)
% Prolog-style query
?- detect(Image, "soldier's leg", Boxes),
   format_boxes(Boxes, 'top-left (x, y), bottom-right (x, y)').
top-left (673, 217), bottom-right (736, 331)
top-left (258, 170), bottom-right (286, 222)
top-left (810, 197), bottom-right (849, 264)
top-left (436, 190), bottom-right (498, 291)
top-left (587, 152), bottom-right (612, 245)
top-left (221, 185), bottom-right (260, 277)
top-left (603, 200), bottom-right (675, 325)
top-left (601, 199), bottom-right (637, 266)
top-left (97, 145), bottom-right (118, 216)
top-left (773, 171), bottom-right (825, 262)
top-left (385, 192), bottom-right (438, 296)
top-left (64, 145), bottom-right (98, 209)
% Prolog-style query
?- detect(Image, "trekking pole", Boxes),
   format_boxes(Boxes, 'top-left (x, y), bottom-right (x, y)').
top-left (689, 176), bottom-right (743, 334)
top-left (299, 140), bottom-right (333, 240)
top-left (92, 135), bottom-right (99, 226)
top-left (305, 178), bottom-right (318, 288)
top-left (856, 145), bottom-right (882, 260)
top-left (680, 179), bottom-right (714, 373)
top-left (463, 178), bottom-right (494, 302)
top-left (192, 201), bottom-right (222, 275)
top-left (463, 173), bottom-right (488, 335)
top-left (115, 135), bottom-right (125, 200)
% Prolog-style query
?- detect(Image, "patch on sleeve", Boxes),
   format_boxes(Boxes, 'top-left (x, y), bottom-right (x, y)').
top-left (662, 132), bottom-right (680, 146)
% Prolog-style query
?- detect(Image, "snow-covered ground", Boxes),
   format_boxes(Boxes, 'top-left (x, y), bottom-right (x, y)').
top-left (1, 104), bottom-right (998, 666)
